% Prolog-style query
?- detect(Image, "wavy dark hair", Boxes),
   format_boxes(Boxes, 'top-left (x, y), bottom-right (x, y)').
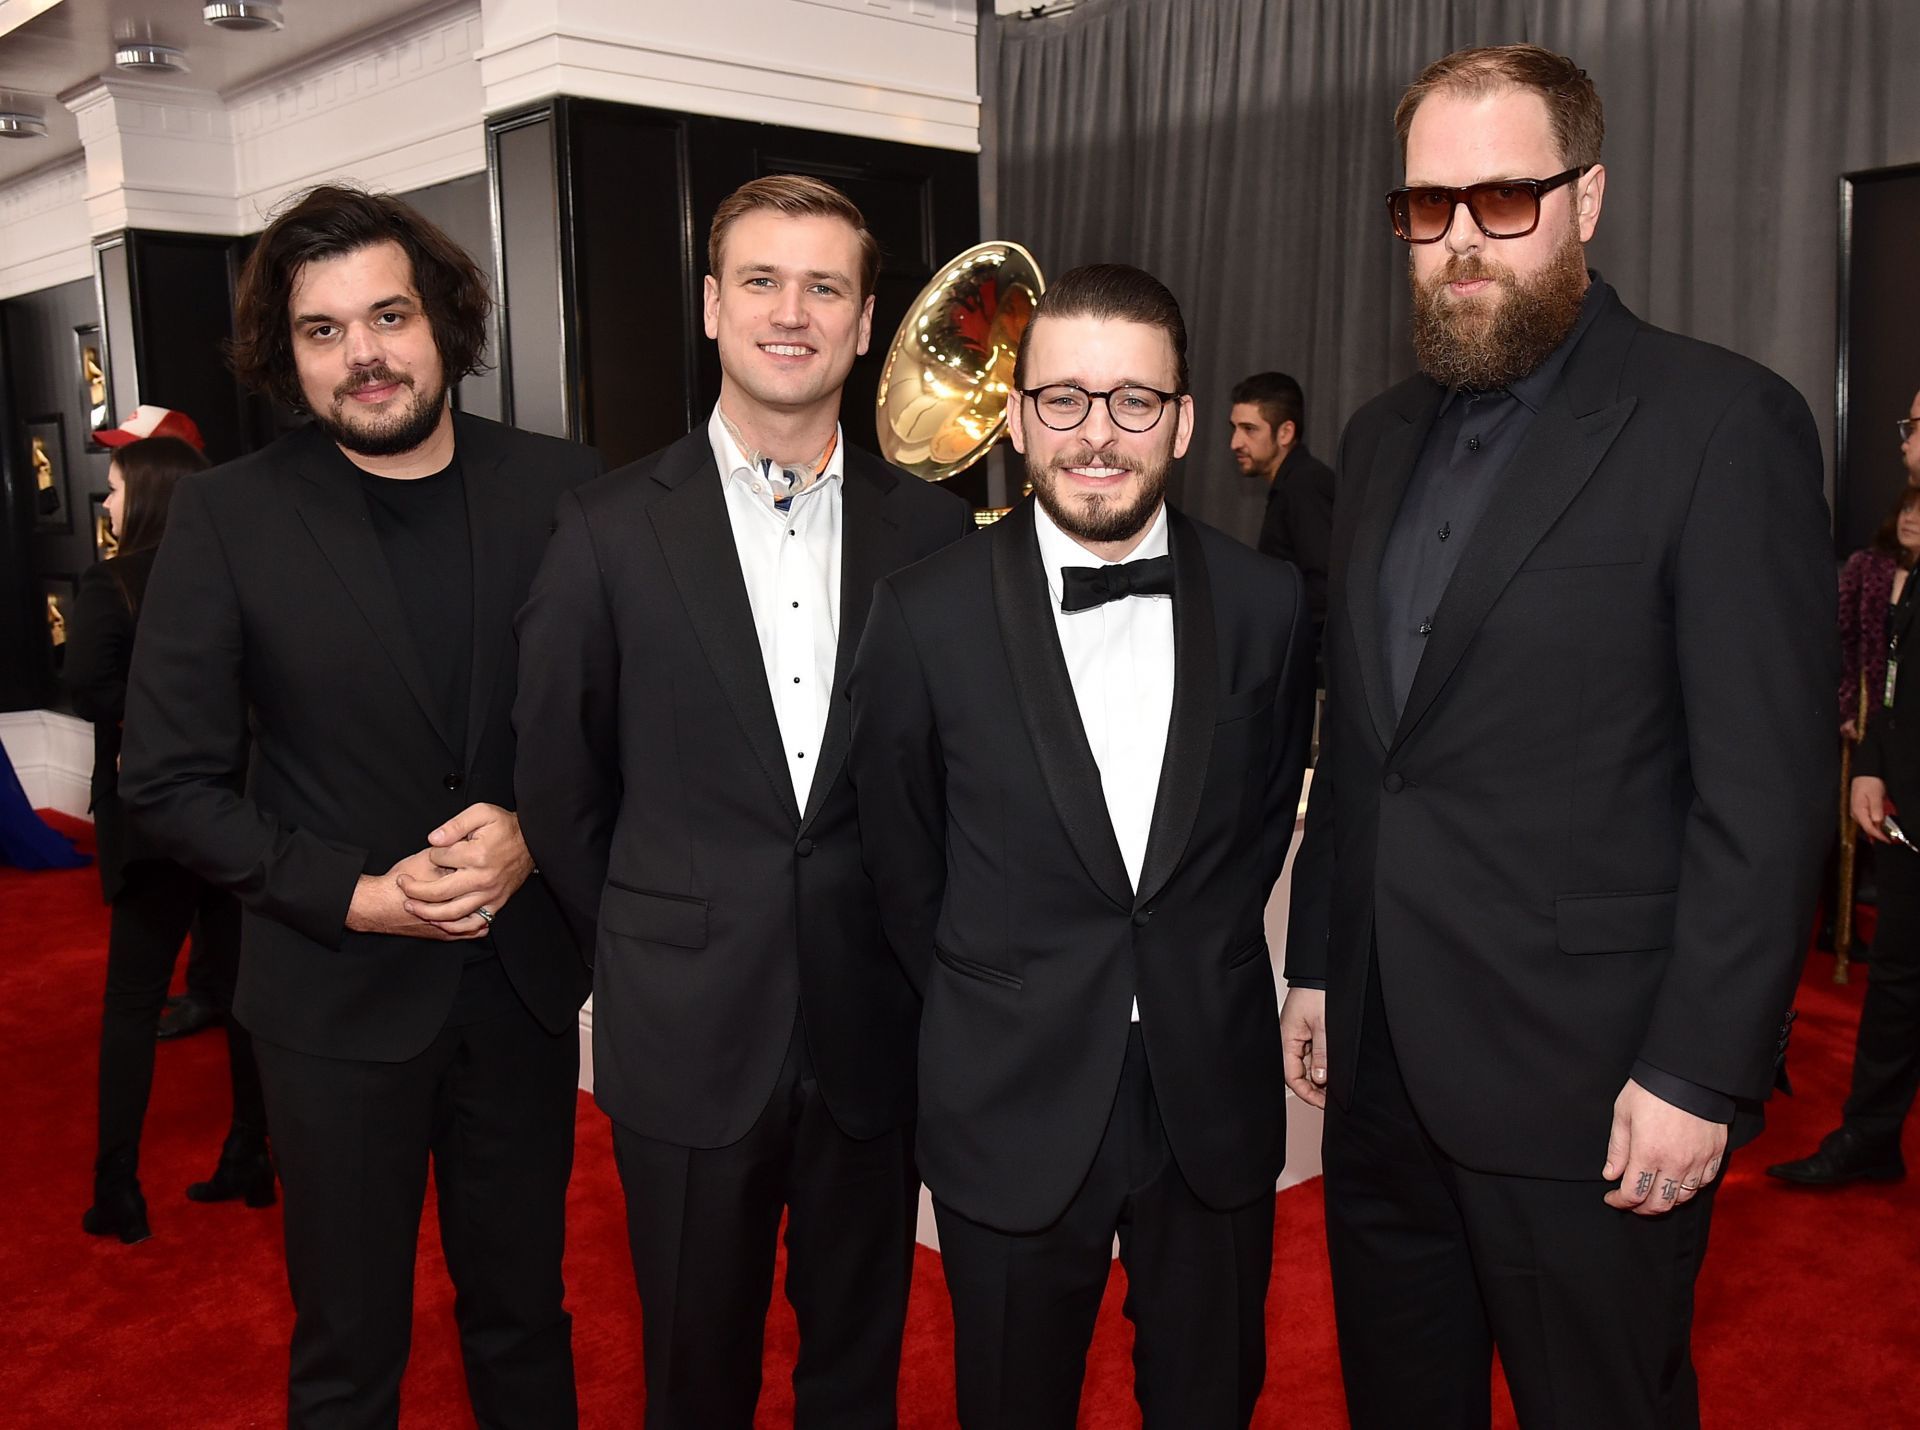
top-left (112, 436), bottom-right (209, 558)
top-left (229, 184), bottom-right (492, 412)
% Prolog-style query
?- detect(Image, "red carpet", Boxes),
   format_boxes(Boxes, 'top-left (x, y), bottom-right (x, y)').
top-left (3, 813), bottom-right (1915, 1427)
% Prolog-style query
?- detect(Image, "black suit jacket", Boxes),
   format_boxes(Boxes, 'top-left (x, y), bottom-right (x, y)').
top-left (119, 415), bottom-right (597, 1061)
top-left (66, 548), bottom-right (161, 902)
top-left (849, 499), bottom-right (1314, 1233)
top-left (513, 430), bottom-right (974, 1150)
top-left (1286, 287), bottom-right (1836, 1178)
top-left (1257, 443), bottom-right (1335, 650)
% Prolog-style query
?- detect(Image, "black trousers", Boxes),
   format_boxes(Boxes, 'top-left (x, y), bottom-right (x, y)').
top-left (1844, 833), bottom-right (1920, 1144)
top-left (933, 1025), bottom-right (1275, 1430)
top-left (610, 1015), bottom-right (918, 1430)
top-left (1324, 969), bottom-right (1719, 1430)
top-left (252, 993), bottom-right (579, 1430)
top-left (94, 858), bottom-right (263, 1182)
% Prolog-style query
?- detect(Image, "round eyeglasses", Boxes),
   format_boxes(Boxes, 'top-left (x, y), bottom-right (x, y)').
top-left (1020, 383), bottom-right (1182, 433)
top-left (1386, 166), bottom-right (1590, 244)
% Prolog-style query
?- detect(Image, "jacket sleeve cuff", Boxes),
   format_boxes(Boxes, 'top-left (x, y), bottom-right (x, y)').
top-left (1630, 1059), bottom-right (1735, 1123)
top-left (1284, 976), bottom-right (1327, 991)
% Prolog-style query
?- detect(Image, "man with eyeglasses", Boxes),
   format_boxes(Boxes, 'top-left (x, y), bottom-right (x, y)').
top-left (849, 263), bottom-right (1314, 1427)
top-left (1281, 44), bottom-right (1834, 1426)
top-left (1902, 390), bottom-right (1920, 486)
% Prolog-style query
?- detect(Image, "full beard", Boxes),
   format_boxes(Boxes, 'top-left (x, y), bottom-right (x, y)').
top-left (1409, 222), bottom-right (1589, 391)
top-left (313, 366), bottom-right (449, 458)
top-left (1029, 441), bottom-right (1171, 546)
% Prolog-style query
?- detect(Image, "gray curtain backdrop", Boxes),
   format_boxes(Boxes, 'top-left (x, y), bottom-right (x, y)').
top-left (989, 0), bottom-right (1920, 542)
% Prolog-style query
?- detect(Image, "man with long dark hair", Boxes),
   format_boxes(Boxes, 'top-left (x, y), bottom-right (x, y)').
top-left (121, 184), bottom-right (596, 1427)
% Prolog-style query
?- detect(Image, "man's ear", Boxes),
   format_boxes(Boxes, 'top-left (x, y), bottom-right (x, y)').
top-left (1172, 393), bottom-right (1196, 460)
top-left (1277, 419), bottom-right (1297, 450)
top-left (1006, 388), bottom-right (1028, 454)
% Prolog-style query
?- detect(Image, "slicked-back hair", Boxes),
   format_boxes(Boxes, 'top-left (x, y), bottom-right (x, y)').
top-left (1230, 371), bottom-right (1306, 447)
top-left (708, 174), bottom-right (882, 300)
top-left (229, 184), bottom-right (492, 412)
top-left (112, 435), bottom-right (209, 558)
top-left (1013, 263), bottom-right (1190, 395)
top-left (1395, 44), bottom-right (1605, 171)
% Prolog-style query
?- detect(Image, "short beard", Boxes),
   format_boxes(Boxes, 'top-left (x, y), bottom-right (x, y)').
top-left (1028, 441), bottom-right (1171, 547)
top-left (311, 366), bottom-right (449, 458)
top-left (1409, 222), bottom-right (1589, 391)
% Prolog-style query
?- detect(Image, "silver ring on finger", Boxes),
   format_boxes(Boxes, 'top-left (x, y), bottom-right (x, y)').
top-left (477, 906), bottom-right (495, 925)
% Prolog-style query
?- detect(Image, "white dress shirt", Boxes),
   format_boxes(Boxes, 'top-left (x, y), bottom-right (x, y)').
top-left (708, 405), bottom-right (843, 809)
top-left (1033, 500), bottom-right (1176, 1021)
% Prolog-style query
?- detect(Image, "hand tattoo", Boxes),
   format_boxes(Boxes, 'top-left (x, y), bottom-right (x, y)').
top-left (1634, 1171), bottom-right (1655, 1197)
top-left (1660, 1179), bottom-right (1678, 1202)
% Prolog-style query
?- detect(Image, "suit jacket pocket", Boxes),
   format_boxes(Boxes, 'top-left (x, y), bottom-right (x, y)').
top-left (1226, 932), bottom-right (1270, 969)
top-left (1216, 674), bottom-right (1279, 724)
top-left (602, 882), bottom-right (709, 949)
top-left (1555, 889), bottom-right (1678, 955)
top-left (934, 945), bottom-right (1023, 990)
top-left (1520, 535), bottom-right (1644, 572)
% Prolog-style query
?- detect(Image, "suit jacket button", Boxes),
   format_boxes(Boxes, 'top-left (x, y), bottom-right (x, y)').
top-left (795, 837), bottom-right (815, 857)
top-left (1132, 909), bottom-right (1152, 927)
top-left (1382, 772), bottom-right (1404, 794)
top-left (443, 773), bottom-right (464, 791)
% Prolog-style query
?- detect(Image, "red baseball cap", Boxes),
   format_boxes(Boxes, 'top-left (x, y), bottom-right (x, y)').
top-left (94, 404), bottom-right (205, 452)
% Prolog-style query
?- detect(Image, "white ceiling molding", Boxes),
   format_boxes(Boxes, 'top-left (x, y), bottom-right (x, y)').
top-left (228, 3), bottom-right (485, 225)
top-left (0, 154), bottom-right (88, 299)
top-left (479, 0), bottom-right (979, 152)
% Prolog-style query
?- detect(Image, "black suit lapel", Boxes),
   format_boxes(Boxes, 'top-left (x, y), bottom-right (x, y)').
top-left (1392, 372), bottom-right (1638, 755)
top-left (1346, 384), bottom-right (1443, 752)
top-left (459, 418), bottom-right (521, 772)
top-left (802, 451), bottom-right (900, 827)
top-left (649, 432), bottom-right (803, 826)
top-left (291, 429), bottom-right (457, 758)
top-left (1134, 509), bottom-right (1217, 909)
top-left (991, 499), bottom-right (1133, 909)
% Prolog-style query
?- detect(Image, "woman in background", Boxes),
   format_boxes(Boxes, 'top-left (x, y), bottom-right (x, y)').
top-left (1837, 487), bottom-right (1920, 740)
top-left (66, 434), bottom-right (271, 1243)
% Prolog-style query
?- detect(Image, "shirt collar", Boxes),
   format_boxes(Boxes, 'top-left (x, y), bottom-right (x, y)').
top-left (1448, 270), bottom-right (1610, 416)
top-left (706, 404), bottom-right (845, 495)
top-left (1034, 496), bottom-right (1171, 608)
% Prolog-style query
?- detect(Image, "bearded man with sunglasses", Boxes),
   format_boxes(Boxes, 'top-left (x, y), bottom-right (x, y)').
top-left (1281, 45), bottom-right (1834, 1427)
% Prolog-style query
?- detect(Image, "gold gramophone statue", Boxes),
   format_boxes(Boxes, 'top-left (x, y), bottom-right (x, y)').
top-left (875, 241), bottom-right (1044, 523)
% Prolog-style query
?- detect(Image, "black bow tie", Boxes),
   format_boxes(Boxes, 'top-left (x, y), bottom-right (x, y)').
top-left (1059, 554), bottom-right (1175, 613)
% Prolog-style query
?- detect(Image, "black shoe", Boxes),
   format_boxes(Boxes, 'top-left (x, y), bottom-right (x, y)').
top-left (156, 995), bottom-right (222, 1041)
top-left (1766, 1127), bottom-right (1906, 1187)
top-left (186, 1129), bottom-right (276, 1207)
top-left (82, 1179), bottom-right (152, 1244)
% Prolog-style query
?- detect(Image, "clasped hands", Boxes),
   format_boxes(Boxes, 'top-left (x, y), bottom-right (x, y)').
top-left (345, 803), bottom-right (534, 942)
top-left (1278, 986), bottom-right (1726, 1215)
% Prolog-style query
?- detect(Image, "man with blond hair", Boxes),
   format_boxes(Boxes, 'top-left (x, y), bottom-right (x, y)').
top-left (516, 174), bottom-right (972, 1428)
top-left (1283, 45), bottom-right (1833, 1426)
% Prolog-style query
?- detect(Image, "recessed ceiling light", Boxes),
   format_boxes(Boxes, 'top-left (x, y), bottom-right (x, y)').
top-left (0, 112), bottom-right (48, 139)
top-left (203, 2), bottom-right (284, 32)
top-left (114, 44), bottom-right (191, 74)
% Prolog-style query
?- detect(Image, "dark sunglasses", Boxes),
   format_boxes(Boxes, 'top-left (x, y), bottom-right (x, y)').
top-left (1386, 166), bottom-right (1590, 244)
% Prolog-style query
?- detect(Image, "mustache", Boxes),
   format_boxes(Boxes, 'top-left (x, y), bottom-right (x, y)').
top-left (1050, 448), bottom-right (1135, 473)
top-left (1431, 254), bottom-right (1513, 288)
top-left (334, 366), bottom-right (413, 400)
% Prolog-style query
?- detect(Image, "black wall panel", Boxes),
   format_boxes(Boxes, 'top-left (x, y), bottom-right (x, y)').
top-left (1838, 163), bottom-right (1920, 556)
top-left (490, 99), bottom-right (982, 496)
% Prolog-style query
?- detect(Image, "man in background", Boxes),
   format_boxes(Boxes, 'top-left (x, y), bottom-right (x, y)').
top-left (1232, 370), bottom-right (1334, 662)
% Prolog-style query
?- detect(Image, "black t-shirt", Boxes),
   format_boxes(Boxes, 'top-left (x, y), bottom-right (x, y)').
top-left (357, 456), bottom-right (474, 761)
top-left (355, 453), bottom-right (513, 1017)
